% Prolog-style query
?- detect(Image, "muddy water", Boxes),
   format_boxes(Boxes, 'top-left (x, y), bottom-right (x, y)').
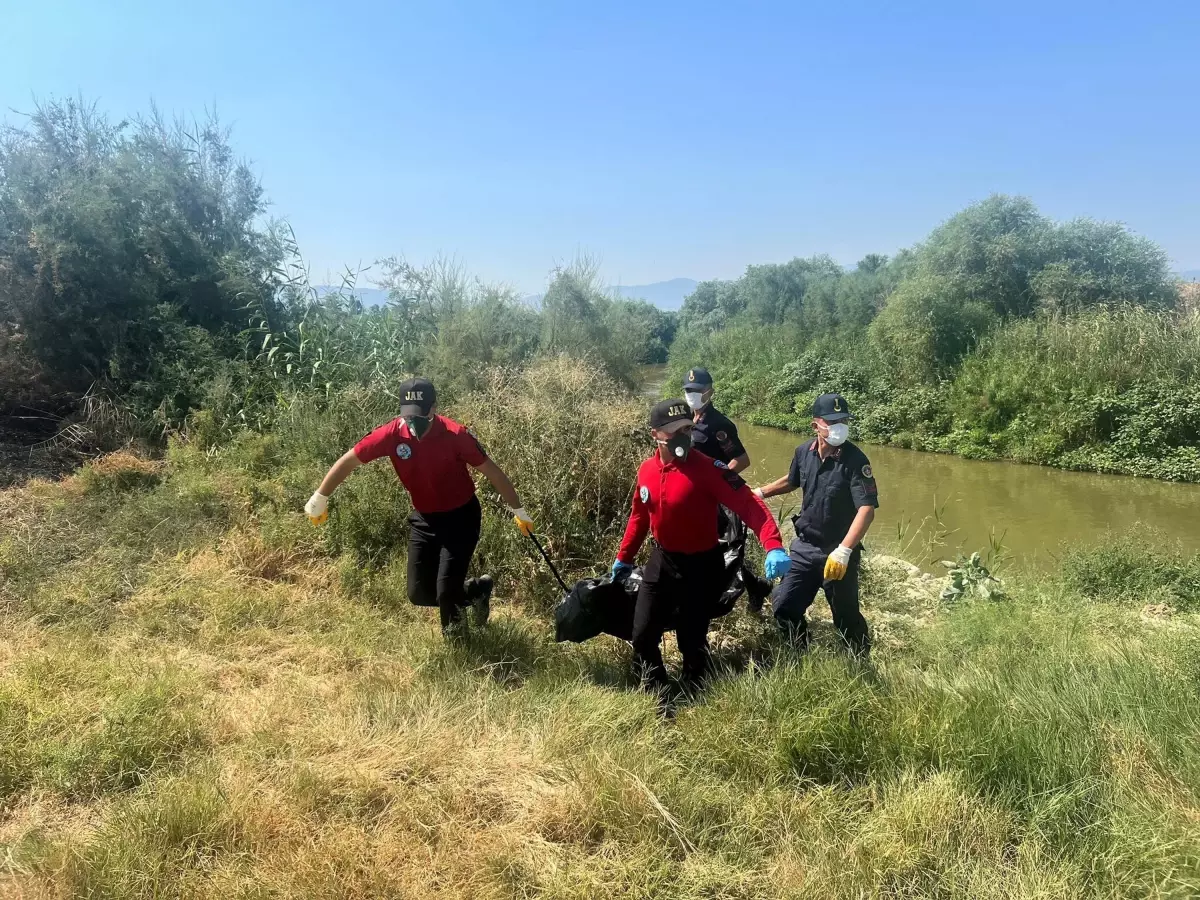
top-left (737, 422), bottom-right (1200, 568)
top-left (638, 365), bottom-right (1200, 567)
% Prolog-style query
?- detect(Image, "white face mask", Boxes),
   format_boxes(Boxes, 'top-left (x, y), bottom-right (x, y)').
top-left (824, 423), bottom-right (849, 446)
top-left (685, 391), bottom-right (707, 410)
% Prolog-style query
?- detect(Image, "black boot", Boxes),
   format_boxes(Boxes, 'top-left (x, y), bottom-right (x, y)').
top-left (464, 575), bottom-right (493, 627)
top-left (777, 616), bottom-right (810, 651)
top-left (743, 567), bottom-right (773, 613)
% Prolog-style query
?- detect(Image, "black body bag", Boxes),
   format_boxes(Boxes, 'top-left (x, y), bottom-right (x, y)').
top-left (555, 507), bottom-right (749, 644)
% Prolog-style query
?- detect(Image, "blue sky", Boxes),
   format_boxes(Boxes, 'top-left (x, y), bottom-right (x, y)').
top-left (4, 0), bottom-right (1198, 293)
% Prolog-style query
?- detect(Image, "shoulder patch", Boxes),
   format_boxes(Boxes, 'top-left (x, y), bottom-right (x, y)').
top-left (720, 468), bottom-right (746, 489)
top-left (862, 464), bottom-right (873, 479)
top-left (639, 485), bottom-right (650, 503)
top-left (467, 428), bottom-right (487, 456)
top-left (713, 459), bottom-right (728, 469)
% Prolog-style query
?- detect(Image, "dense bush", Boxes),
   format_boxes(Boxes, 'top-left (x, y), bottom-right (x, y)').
top-left (1059, 532), bottom-right (1200, 611)
top-left (0, 102), bottom-right (674, 453)
top-left (0, 99), bottom-right (281, 423)
top-left (669, 195), bottom-right (1195, 480)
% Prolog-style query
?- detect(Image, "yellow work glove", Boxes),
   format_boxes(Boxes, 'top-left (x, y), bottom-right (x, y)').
top-left (823, 545), bottom-right (853, 581)
top-left (511, 507), bottom-right (535, 537)
top-left (305, 491), bottom-right (329, 526)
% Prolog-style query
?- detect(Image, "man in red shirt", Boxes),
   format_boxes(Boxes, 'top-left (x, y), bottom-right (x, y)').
top-left (304, 377), bottom-right (533, 633)
top-left (611, 399), bottom-right (792, 693)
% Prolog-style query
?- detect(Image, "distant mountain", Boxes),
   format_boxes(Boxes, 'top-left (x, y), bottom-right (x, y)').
top-left (317, 277), bottom-right (700, 312)
top-left (314, 286), bottom-right (390, 306)
top-left (524, 278), bottom-right (698, 311)
top-left (612, 278), bottom-right (698, 311)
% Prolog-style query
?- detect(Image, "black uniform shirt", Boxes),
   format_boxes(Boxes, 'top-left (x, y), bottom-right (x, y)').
top-left (691, 405), bottom-right (747, 466)
top-left (787, 439), bottom-right (879, 548)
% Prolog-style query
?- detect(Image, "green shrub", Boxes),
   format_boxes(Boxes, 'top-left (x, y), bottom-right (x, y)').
top-left (1059, 533), bottom-right (1200, 611)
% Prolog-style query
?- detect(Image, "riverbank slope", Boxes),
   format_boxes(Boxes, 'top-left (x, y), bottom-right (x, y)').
top-left (2, 429), bottom-right (1199, 897)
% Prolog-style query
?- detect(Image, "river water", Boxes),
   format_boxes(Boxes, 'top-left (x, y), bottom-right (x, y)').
top-left (639, 367), bottom-right (1200, 568)
top-left (738, 423), bottom-right (1200, 568)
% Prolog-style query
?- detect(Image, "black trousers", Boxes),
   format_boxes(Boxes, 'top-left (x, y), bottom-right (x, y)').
top-left (406, 496), bottom-right (482, 629)
top-left (631, 545), bottom-right (725, 688)
top-left (772, 538), bottom-right (870, 653)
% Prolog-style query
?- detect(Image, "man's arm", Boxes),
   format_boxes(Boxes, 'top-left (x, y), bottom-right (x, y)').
top-left (840, 505), bottom-right (875, 550)
top-left (842, 455), bottom-right (879, 549)
top-left (704, 466), bottom-right (784, 553)
top-left (718, 421), bottom-right (749, 473)
top-left (616, 484), bottom-right (650, 564)
top-left (725, 452), bottom-right (751, 473)
top-left (757, 474), bottom-right (795, 499)
top-left (474, 458), bottom-right (522, 510)
top-left (317, 450), bottom-right (362, 496)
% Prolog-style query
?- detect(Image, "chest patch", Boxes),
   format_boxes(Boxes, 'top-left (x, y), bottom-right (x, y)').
top-left (639, 485), bottom-right (650, 504)
top-left (396, 443), bottom-right (412, 460)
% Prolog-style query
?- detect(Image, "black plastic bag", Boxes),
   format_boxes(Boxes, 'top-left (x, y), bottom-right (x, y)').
top-left (554, 509), bottom-right (749, 644)
top-left (554, 576), bottom-right (636, 643)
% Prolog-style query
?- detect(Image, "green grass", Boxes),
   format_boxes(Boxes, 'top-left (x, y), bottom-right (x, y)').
top-left (2, 360), bottom-right (1199, 898)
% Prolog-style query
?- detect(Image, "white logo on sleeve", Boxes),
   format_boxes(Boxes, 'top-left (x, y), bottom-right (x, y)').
top-left (639, 485), bottom-right (649, 503)
top-left (397, 443), bottom-right (412, 460)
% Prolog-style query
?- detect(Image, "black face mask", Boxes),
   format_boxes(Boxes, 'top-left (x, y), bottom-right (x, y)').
top-left (662, 431), bottom-right (693, 462)
top-left (405, 415), bottom-right (432, 440)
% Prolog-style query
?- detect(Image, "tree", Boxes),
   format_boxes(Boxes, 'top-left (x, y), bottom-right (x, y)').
top-left (918, 194), bottom-right (1050, 319)
top-left (740, 255), bottom-right (843, 325)
top-left (868, 275), bottom-right (998, 382)
top-left (1031, 218), bottom-right (1175, 313)
top-left (677, 279), bottom-right (744, 333)
top-left (0, 98), bottom-right (278, 402)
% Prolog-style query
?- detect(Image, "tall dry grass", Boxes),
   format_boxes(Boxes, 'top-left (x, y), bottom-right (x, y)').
top-left (2, 358), bottom-right (1199, 898)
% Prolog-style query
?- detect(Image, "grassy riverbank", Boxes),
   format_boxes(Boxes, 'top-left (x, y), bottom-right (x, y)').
top-left (3, 361), bottom-right (1200, 898)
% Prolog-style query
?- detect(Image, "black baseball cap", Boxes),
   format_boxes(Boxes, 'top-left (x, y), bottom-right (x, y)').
top-left (683, 367), bottom-right (714, 391)
top-left (649, 398), bottom-right (693, 432)
top-left (399, 377), bottom-right (436, 416)
top-left (812, 392), bottom-right (851, 422)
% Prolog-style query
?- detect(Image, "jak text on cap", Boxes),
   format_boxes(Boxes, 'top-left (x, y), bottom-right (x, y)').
top-left (649, 398), bottom-right (693, 431)
top-left (399, 377), bottom-right (436, 417)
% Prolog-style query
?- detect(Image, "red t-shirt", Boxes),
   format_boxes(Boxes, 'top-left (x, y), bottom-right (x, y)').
top-left (353, 415), bottom-right (488, 514)
top-left (618, 449), bottom-right (784, 563)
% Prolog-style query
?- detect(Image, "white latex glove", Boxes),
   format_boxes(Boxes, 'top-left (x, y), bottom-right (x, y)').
top-left (824, 545), bottom-right (853, 581)
top-left (753, 488), bottom-right (765, 500)
top-left (511, 506), bottom-right (535, 537)
top-left (305, 491), bottom-right (329, 526)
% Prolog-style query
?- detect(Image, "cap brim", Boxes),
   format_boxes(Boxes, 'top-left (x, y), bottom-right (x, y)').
top-left (656, 418), bottom-right (693, 434)
top-left (400, 404), bottom-right (430, 417)
top-left (822, 411), bottom-right (851, 423)
top-left (682, 382), bottom-right (710, 391)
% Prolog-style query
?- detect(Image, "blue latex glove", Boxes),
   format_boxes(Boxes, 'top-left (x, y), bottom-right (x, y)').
top-left (764, 548), bottom-right (791, 581)
top-left (611, 559), bottom-right (634, 582)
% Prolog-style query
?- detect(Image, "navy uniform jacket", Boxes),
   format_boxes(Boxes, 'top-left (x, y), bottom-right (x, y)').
top-left (691, 405), bottom-right (746, 466)
top-left (787, 439), bottom-right (880, 548)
